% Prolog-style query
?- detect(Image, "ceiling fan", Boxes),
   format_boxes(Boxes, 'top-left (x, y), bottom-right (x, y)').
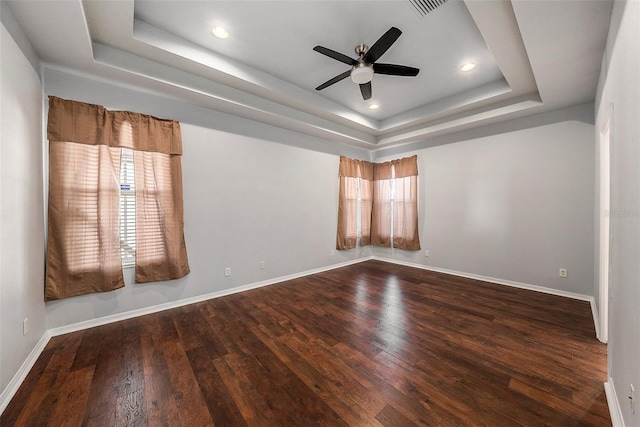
top-left (313, 27), bottom-right (420, 101)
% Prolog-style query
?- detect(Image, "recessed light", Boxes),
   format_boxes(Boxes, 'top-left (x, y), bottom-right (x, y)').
top-left (369, 104), bottom-right (379, 110)
top-left (460, 63), bottom-right (476, 72)
top-left (212, 26), bottom-right (229, 39)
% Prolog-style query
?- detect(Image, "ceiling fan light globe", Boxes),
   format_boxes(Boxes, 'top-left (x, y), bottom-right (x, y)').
top-left (351, 66), bottom-right (374, 84)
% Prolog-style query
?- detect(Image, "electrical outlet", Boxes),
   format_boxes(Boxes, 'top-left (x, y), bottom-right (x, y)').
top-left (23, 318), bottom-right (28, 336)
top-left (224, 267), bottom-right (231, 277)
top-left (630, 383), bottom-right (636, 414)
top-left (559, 268), bottom-right (568, 278)
top-left (424, 250), bottom-right (430, 257)
top-left (260, 261), bottom-right (266, 269)
top-left (330, 250), bottom-right (335, 256)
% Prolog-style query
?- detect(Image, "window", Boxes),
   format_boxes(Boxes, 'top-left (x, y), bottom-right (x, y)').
top-left (119, 148), bottom-right (136, 266)
top-left (45, 96), bottom-right (190, 301)
top-left (338, 155), bottom-right (420, 251)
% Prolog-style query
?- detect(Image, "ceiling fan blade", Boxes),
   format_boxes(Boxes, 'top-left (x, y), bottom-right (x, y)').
top-left (373, 63), bottom-right (420, 76)
top-left (316, 70), bottom-right (352, 91)
top-left (359, 82), bottom-right (372, 100)
top-left (313, 46), bottom-right (358, 66)
top-left (363, 27), bottom-right (402, 64)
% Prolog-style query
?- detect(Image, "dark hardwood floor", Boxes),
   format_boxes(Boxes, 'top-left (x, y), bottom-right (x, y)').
top-left (2, 260), bottom-right (610, 426)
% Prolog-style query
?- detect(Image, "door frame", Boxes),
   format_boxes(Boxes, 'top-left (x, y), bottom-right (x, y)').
top-left (597, 103), bottom-right (612, 344)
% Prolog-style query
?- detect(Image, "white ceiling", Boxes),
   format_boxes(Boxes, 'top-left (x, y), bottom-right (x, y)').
top-left (5, 0), bottom-right (613, 152)
top-left (131, 0), bottom-right (505, 118)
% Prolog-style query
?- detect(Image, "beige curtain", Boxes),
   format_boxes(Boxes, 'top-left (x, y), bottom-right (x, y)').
top-left (336, 157), bottom-right (373, 249)
top-left (360, 172), bottom-right (373, 246)
top-left (45, 141), bottom-right (124, 300)
top-left (370, 155), bottom-right (420, 250)
top-left (45, 96), bottom-right (189, 300)
top-left (392, 156), bottom-right (420, 250)
top-left (134, 151), bottom-right (190, 283)
top-left (371, 161), bottom-right (393, 247)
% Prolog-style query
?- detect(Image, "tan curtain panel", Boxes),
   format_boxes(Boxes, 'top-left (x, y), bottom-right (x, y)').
top-left (360, 175), bottom-right (373, 246)
top-left (336, 157), bottom-right (373, 249)
top-left (337, 176), bottom-right (359, 249)
top-left (371, 160), bottom-right (394, 247)
top-left (45, 142), bottom-right (125, 300)
top-left (45, 96), bottom-right (189, 300)
top-left (392, 156), bottom-right (420, 250)
top-left (370, 155), bottom-right (421, 250)
top-left (371, 177), bottom-right (393, 247)
top-left (134, 151), bottom-right (190, 283)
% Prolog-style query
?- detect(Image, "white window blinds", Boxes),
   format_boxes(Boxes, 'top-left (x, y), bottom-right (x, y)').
top-left (119, 148), bottom-right (136, 266)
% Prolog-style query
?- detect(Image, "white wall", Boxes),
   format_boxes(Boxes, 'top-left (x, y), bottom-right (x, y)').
top-left (43, 68), bottom-right (371, 328)
top-left (372, 104), bottom-right (596, 296)
top-left (596, 0), bottom-right (640, 424)
top-left (0, 22), bottom-right (46, 397)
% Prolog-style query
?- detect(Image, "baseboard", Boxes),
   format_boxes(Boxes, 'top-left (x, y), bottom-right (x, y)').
top-left (372, 256), bottom-right (594, 301)
top-left (49, 255), bottom-right (595, 337)
top-left (48, 256), bottom-right (373, 337)
top-left (605, 379), bottom-right (626, 427)
top-left (0, 331), bottom-right (52, 415)
top-left (590, 297), bottom-right (603, 342)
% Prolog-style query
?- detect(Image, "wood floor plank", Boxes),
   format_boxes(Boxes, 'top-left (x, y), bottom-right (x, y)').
top-left (47, 365), bottom-right (95, 426)
top-left (375, 403), bottom-right (420, 427)
top-left (207, 310), bottom-right (323, 425)
top-left (213, 353), bottom-right (280, 427)
top-left (284, 329), bottom-right (387, 417)
top-left (0, 346), bottom-right (57, 425)
top-left (371, 349), bottom-right (482, 425)
top-left (1, 260), bottom-right (610, 426)
top-left (12, 331), bottom-right (84, 426)
top-left (139, 325), bottom-right (183, 426)
top-left (249, 324), bottom-right (351, 426)
top-left (185, 345), bottom-right (247, 426)
top-left (161, 340), bottom-right (215, 426)
top-left (81, 322), bottom-right (123, 427)
top-left (116, 324), bottom-right (147, 427)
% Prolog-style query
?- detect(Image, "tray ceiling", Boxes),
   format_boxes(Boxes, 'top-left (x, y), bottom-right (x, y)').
top-left (5, 0), bottom-right (613, 151)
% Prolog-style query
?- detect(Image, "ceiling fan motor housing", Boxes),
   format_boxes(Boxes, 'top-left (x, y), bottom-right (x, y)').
top-left (355, 44), bottom-right (369, 57)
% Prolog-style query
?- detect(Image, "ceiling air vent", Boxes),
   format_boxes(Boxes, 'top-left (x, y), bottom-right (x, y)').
top-left (406, 0), bottom-right (449, 16)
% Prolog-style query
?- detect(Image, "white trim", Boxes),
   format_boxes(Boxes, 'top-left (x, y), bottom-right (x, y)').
top-left (605, 379), bottom-right (626, 427)
top-left (375, 257), bottom-right (601, 339)
top-left (48, 257), bottom-right (373, 337)
top-left (590, 297), bottom-right (601, 340)
top-left (597, 102), bottom-right (612, 344)
top-left (50, 255), bottom-right (603, 339)
top-left (0, 331), bottom-right (52, 415)
top-left (372, 256), bottom-right (594, 301)
top-left (373, 256), bottom-right (595, 303)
